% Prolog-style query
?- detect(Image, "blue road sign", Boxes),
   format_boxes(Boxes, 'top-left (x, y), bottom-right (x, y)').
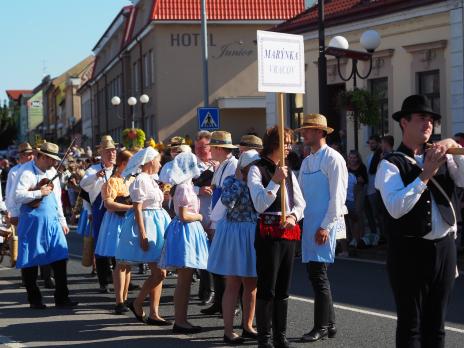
top-left (198, 107), bottom-right (220, 130)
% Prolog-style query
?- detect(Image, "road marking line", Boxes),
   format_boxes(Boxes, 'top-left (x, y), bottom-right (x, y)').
top-left (0, 335), bottom-right (26, 348)
top-left (290, 295), bottom-right (464, 334)
top-left (336, 256), bottom-right (386, 265)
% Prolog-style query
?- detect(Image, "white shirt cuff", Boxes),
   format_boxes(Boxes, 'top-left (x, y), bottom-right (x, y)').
top-left (266, 180), bottom-right (280, 196)
top-left (413, 177), bottom-right (427, 194)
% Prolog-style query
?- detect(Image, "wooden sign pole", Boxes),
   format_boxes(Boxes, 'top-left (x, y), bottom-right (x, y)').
top-left (277, 92), bottom-right (286, 224)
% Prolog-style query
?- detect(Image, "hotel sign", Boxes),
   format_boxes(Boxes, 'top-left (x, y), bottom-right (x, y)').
top-left (257, 30), bottom-right (305, 94)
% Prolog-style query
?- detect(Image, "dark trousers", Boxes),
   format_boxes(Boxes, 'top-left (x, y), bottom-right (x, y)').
top-left (387, 234), bottom-right (456, 348)
top-left (198, 270), bottom-right (213, 300)
top-left (306, 261), bottom-right (335, 328)
top-left (21, 259), bottom-right (69, 305)
top-left (95, 256), bottom-right (113, 287)
top-left (255, 236), bottom-right (296, 301)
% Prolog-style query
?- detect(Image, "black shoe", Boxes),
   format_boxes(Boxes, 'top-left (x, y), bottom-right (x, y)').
top-left (30, 303), bottom-right (47, 309)
top-left (43, 277), bottom-right (55, 289)
top-left (55, 299), bottom-right (78, 309)
top-left (301, 327), bottom-right (329, 342)
top-left (200, 303), bottom-right (221, 315)
top-left (172, 323), bottom-right (202, 334)
top-left (328, 324), bottom-right (337, 338)
top-left (200, 292), bottom-right (214, 306)
top-left (234, 306), bottom-right (240, 316)
top-left (146, 317), bottom-right (173, 326)
top-left (99, 285), bottom-right (111, 294)
top-left (241, 328), bottom-right (258, 339)
top-left (127, 301), bottom-right (146, 323)
top-left (128, 282), bottom-right (140, 291)
top-left (114, 303), bottom-right (129, 314)
top-left (138, 264), bottom-right (147, 275)
top-left (90, 270), bottom-right (97, 277)
top-left (224, 334), bottom-right (245, 345)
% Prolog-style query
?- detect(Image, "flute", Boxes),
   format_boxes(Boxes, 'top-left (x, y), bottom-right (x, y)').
top-left (425, 143), bottom-right (464, 155)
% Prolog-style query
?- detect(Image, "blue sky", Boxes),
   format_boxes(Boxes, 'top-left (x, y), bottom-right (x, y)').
top-left (0, 0), bottom-right (131, 103)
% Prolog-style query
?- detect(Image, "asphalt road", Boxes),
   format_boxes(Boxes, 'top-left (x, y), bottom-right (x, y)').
top-left (1, 230), bottom-right (463, 347)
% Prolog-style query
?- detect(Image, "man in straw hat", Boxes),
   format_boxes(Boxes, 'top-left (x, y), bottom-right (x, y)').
top-left (6, 142), bottom-right (56, 289)
top-left (200, 131), bottom-right (238, 316)
top-left (80, 135), bottom-right (117, 293)
top-left (296, 114), bottom-right (348, 343)
top-left (239, 134), bottom-right (263, 154)
top-left (375, 95), bottom-right (464, 347)
top-left (248, 125), bottom-right (305, 347)
top-left (14, 142), bottom-right (77, 309)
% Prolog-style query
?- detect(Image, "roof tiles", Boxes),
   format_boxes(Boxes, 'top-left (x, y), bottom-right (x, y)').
top-left (6, 90), bottom-right (33, 101)
top-left (151, 0), bottom-right (305, 21)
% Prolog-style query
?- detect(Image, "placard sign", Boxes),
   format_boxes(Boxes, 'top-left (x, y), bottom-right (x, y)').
top-left (257, 30), bottom-right (305, 94)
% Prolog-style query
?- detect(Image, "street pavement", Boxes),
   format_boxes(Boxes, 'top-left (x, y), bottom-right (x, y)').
top-left (1, 230), bottom-right (463, 347)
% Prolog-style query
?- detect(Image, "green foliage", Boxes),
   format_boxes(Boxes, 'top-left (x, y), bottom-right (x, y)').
top-left (337, 89), bottom-right (380, 127)
top-left (122, 128), bottom-right (146, 151)
top-left (0, 104), bottom-right (18, 148)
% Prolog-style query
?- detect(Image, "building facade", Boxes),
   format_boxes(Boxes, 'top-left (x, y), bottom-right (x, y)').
top-left (274, 0), bottom-right (464, 159)
top-left (82, 0), bottom-right (307, 145)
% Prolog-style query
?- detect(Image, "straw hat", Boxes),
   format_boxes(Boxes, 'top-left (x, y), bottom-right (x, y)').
top-left (97, 135), bottom-right (118, 151)
top-left (37, 142), bottom-right (61, 161)
top-left (239, 134), bottom-right (263, 150)
top-left (209, 131), bottom-right (237, 149)
top-left (295, 113), bottom-right (334, 134)
top-left (18, 142), bottom-right (33, 154)
top-left (168, 136), bottom-right (186, 149)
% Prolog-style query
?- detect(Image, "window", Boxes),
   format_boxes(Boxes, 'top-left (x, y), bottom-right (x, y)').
top-left (143, 53), bottom-right (150, 88)
top-left (418, 70), bottom-right (441, 138)
top-left (369, 77), bottom-right (388, 136)
top-left (133, 61), bottom-right (140, 93)
top-left (149, 50), bottom-right (155, 85)
top-left (287, 94), bottom-right (304, 141)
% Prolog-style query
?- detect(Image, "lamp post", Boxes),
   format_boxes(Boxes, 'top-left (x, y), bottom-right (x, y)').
top-left (317, 0), bottom-right (328, 116)
top-left (111, 95), bottom-right (149, 129)
top-left (325, 30), bottom-right (381, 151)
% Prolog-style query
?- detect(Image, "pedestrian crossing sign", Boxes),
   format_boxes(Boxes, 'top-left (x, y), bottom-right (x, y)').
top-left (198, 107), bottom-right (220, 130)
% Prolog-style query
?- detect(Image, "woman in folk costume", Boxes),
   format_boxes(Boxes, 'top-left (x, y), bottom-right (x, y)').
top-left (207, 150), bottom-right (261, 344)
top-left (116, 147), bottom-right (172, 325)
top-left (94, 150), bottom-right (134, 314)
top-left (15, 142), bottom-right (77, 309)
top-left (248, 126), bottom-right (305, 348)
top-left (159, 152), bottom-right (209, 334)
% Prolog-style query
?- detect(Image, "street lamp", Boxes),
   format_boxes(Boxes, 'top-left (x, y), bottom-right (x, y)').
top-left (325, 30), bottom-right (381, 151)
top-left (111, 95), bottom-right (149, 129)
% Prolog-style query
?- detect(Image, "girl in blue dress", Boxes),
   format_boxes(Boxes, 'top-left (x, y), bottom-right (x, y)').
top-left (208, 150), bottom-right (260, 343)
top-left (116, 147), bottom-right (171, 325)
top-left (159, 152), bottom-right (209, 334)
top-left (94, 150), bottom-right (133, 314)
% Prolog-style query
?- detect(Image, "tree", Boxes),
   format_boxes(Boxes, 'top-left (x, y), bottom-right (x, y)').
top-left (0, 103), bottom-right (18, 149)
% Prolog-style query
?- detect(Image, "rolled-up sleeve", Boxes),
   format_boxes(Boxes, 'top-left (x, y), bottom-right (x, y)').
top-left (447, 154), bottom-right (464, 188)
top-left (247, 165), bottom-right (278, 214)
top-left (15, 171), bottom-right (41, 204)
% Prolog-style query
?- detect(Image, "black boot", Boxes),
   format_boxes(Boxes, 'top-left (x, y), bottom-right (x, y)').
top-left (256, 298), bottom-right (274, 348)
top-left (273, 299), bottom-right (293, 348)
top-left (200, 274), bottom-right (224, 315)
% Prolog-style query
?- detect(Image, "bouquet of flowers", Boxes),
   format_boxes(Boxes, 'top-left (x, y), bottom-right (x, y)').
top-left (122, 128), bottom-right (146, 151)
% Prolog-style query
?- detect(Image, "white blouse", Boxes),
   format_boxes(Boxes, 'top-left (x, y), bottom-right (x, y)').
top-left (129, 172), bottom-right (163, 209)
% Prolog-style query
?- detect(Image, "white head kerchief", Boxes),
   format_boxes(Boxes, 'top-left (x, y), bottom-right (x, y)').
top-left (170, 152), bottom-right (201, 185)
top-left (237, 149), bottom-right (260, 169)
top-left (122, 147), bottom-right (159, 178)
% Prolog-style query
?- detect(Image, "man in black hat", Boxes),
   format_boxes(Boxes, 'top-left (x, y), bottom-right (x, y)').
top-left (375, 95), bottom-right (464, 347)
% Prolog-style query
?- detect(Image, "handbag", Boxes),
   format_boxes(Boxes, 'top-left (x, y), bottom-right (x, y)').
top-left (114, 195), bottom-right (132, 217)
top-left (81, 235), bottom-right (94, 267)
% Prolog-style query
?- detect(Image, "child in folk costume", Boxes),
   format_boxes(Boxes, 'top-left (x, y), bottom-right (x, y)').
top-left (208, 150), bottom-right (261, 344)
top-left (116, 147), bottom-right (171, 325)
top-left (159, 152), bottom-right (209, 334)
top-left (94, 150), bottom-right (133, 314)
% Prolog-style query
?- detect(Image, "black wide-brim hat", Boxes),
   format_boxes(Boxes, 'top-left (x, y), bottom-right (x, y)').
top-left (392, 94), bottom-right (441, 122)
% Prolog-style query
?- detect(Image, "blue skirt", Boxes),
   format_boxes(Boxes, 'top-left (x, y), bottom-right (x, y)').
top-left (159, 217), bottom-right (209, 270)
top-left (115, 209), bottom-right (170, 263)
top-left (207, 219), bottom-right (257, 277)
top-left (95, 211), bottom-right (126, 257)
top-left (76, 209), bottom-right (91, 236)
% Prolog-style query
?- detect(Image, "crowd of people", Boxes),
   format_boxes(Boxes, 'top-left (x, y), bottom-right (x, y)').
top-left (1, 94), bottom-right (463, 348)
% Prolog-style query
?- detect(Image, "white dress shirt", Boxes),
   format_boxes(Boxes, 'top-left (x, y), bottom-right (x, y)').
top-left (80, 163), bottom-right (113, 204)
top-left (248, 163), bottom-right (305, 222)
top-left (15, 161), bottom-right (67, 227)
top-left (209, 155), bottom-right (238, 228)
top-left (375, 154), bottom-right (464, 240)
top-left (5, 163), bottom-right (23, 217)
top-left (298, 145), bottom-right (348, 229)
top-left (194, 157), bottom-right (215, 227)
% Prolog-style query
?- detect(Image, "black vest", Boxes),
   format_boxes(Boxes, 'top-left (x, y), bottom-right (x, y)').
top-left (255, 157), bottom-right (294, 213)
top-left (381, 143), bottom-right (456, 239)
